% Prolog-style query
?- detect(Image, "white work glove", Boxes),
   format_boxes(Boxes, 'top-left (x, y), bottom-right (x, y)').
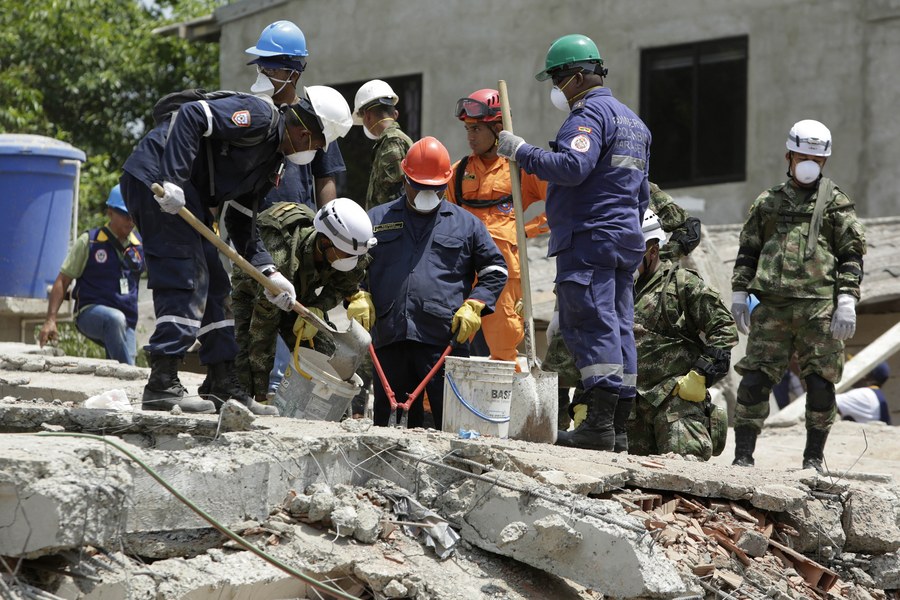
top-left (546, 310), bottom-right (560, 345)
top-left (497, 130), bottom-right (526, 160)
top-left (263, 271), bottom-right (296, 312)
top-left (830, 294), bottom-right (857, 341)
top-left (730, 291), bottom-right (750, 335)
top-left (157, 181), bottom-right (186, 214)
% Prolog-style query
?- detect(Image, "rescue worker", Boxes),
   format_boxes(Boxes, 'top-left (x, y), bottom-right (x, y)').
top-left (545, 182), bottom-right (699, 431)
top-left (497, 34), bottom-right (651, 451)
top-left (730, 119), bottom-right (866, 472)
top-left (629, 210), bottom-right (737, 459)
top-left (358, 137), bottom-right (507, 429)
top-left (39, 185), bottom-right (144, 365)
top-left (447, 88), bottom-right (548, 366)
top-left (121, 84), bottom-right (353, 415)
top-left (836, 362), bottom-right (891, 425)
top-left (234, 198), bottom-right (375, 401)
top-left (353, 79), bottom-right (413, 209)
top-left (246, 20), bottom-right (346, 211)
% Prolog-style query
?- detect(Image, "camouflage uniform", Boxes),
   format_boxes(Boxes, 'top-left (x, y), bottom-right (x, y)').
top-left (627, 261), bottom-right (737, 460)
top-left (366, 122), bottom-right (413, 210)
top-left (543, 184), bottom-right (701, 399)
top-left (233, 202), bottom-right (370, 396)
top-left (732, 179), bottom-right (865, 434)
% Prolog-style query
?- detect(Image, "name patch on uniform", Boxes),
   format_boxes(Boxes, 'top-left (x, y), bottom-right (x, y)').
top-left (577, 126), bottom-right (593, 134)
top-left (374, 222), bottom-right (404, 232)
top-left (231, 110), bottom-right (251, 127)
top-left (94, 249), bottom-right (108, 264)
top-left (570, 134), bottom-right (591, 153)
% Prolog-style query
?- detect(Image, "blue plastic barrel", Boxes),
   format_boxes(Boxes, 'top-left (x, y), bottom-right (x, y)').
top-left (0, 134), bottom-right (86, 298)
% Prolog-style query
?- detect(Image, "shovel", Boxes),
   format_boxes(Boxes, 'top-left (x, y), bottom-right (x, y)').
top-left (151, 183), bottom-right (369, 381)
top-left (497, 80), bottom-right (559, 444)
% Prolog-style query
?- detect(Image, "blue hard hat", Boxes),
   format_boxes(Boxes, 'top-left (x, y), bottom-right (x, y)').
top-left (246, 21), bottom-right (308, 58)
top-left (105, 184), bottom-right (128, 215)
top-left (868, 362), bottom-right (890, 386)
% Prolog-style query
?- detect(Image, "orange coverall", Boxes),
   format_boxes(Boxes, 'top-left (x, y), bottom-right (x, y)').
top-left (446, 154), bottom-right (548, 363)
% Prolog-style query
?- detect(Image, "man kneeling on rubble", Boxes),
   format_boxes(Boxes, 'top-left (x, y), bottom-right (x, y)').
top-left (629, 210), bottom-right (737, 460)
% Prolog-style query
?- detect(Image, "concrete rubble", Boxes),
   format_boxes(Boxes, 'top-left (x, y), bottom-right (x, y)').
top-left (1, 343), bottom-right (899, 599)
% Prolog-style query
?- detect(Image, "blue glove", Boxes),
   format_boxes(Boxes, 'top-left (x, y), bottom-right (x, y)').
top-left (497, 130), bottom-right (525, 160)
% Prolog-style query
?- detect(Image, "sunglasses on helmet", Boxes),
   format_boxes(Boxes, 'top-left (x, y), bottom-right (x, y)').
top-left (454, 97), bottom-right (499, 120)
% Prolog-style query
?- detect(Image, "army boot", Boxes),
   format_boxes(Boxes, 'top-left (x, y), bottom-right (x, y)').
top-left (201, 361), bottom-right (280, 416)
top-left (557, 388), bottom-right (572, 432)
top-left (142, 354), bottom-right (215, 413)
top-left (613, 397), bottom-right (634, 453)
top-left (802, 429), bottom-right (829, 472)
top-left (732, 426), bottom-right (757, 467)
top-left (555, 387), bottom-right (617, 451)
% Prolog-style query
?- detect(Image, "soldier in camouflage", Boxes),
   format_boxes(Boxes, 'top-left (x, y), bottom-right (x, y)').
top-left (730, 119), bottom-right (866, 472)
top-left (352, 80), bottom-right (413, 210)
top-left (628, 210), bottom-right (737, 459)
top-left (233, 199), bottom-right (373, 401)
top-left (544, 183), bottom-right (701, 432)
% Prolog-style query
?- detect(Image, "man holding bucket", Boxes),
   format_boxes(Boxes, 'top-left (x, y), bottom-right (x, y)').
top-left (360, 137), bottom-right (507, 429)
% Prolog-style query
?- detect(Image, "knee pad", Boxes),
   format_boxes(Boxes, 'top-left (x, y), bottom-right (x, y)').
top-left (737, 370), bottom-right (773, 406)
top-left (805, 374), bottom-right (835, 412)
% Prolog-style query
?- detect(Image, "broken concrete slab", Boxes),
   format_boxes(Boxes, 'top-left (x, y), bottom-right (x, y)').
top-left (783, 496), bottom-right (846, 554)
top-left (842, 484), bottom-right (900, 553)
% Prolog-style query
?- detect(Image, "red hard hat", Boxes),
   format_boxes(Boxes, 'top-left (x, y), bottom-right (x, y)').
top-left (455, 88), bottom-right (502, 122)
top-left (401, 136), bottom-right (452, 186)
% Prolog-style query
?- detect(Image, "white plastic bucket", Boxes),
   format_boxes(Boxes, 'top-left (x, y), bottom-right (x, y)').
top-left (274, 346), bottom-right (362, 421)
top-left (442, 356), bottom-right (515, 438)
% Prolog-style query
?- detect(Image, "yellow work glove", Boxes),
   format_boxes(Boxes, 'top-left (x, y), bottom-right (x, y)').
top-left (451, 299), bottom-right (485, 343)
top-left (674, 370), bottom-right (707, 402)
top-left (293, 307), bottom-right (325, 342)
top-left (572, 403), bottom-right (588, 429)
top-left (346, 290), bottom-right (375, 331)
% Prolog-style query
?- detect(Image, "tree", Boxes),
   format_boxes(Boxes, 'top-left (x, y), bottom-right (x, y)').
top-left (0, 0), bottom-right (223, 229)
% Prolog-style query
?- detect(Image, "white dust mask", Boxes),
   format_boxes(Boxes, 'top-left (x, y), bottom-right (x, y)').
top-left (363, 126), bottom-right (379, 140)
top-left (330, 255), bottom-right (359, 272)
top-left (793, 160), bottom-right (821, 184)
top-left (251, 72), bottom-right (275, 96)
top-left (286, 150), bottom-right (317, 165)
top-left (550, 86), bottom-right (571, 112)
top-left (413, 190), bottom-right (442, 212)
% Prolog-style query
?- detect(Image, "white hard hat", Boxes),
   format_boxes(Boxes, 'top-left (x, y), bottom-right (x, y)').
top-left (786, 119), bottom-right (832, 157)
top-left (642, 209), bottom-right (667, 247)
top-left (352, 80), bottom-right (399, 126)
top-left (303, 86), bottom-right (353, 150)
top-left (314, 198), bottom-right (377, 257)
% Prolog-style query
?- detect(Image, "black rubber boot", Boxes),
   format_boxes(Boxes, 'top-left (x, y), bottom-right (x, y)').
top-left (557, 388), bottom-right (572, 432)
top-left (202, 361), bottom-right (280, 416)
top-left (732, 426), bottom-right (757, 467)
top-left (802, 429), bottom-right (829, 472)
top-left (555, 387), bottom-right (617, 451)
top-left (142, 354), bottom-right (215, 413)
top-left (613, 397), bottom-right (633, 453)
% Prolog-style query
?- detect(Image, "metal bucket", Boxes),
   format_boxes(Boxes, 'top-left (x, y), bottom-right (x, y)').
top-left (274, 346), bottom-right (362, 421)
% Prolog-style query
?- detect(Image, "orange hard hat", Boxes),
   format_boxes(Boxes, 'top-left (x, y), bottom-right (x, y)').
top-left (401, 136), bottom-right (452, 186)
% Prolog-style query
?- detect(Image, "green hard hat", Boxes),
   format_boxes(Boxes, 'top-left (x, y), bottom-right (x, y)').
top-left (536, 34), bottom-right (603, 81)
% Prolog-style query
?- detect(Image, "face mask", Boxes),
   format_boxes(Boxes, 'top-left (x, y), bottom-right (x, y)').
top-left (363, 126), bottom-right (379, 140)
top-left (286, 150), bottom-right (317, 165)
top-left (330, 255), bottom-right (359, 272)
top-left (549, 74), bottom-right (576, 112)
top-left (413, 190), bottom-right (442, 212)
top-left (793, 160), bottom-right (821, 184)
top-left (251, 72), bottom-right (275, 96)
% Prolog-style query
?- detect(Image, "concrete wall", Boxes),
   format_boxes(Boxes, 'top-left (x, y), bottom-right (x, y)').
top-left (216, 0), bottom-right (900, 224)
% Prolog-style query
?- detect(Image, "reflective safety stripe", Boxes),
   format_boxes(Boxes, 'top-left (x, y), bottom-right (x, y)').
top-left (198, 100), bottom-right (214, 137)
top-left (156, 315), bottom-right (202, 329)
top-left (198, 319), bottom-right (235, 336)
top-left (580, 362), bottom-right (623, 379)
top-left (225, 199), bottom-right (253, 217)
top-left (478, 264), bottom-right (508, 278)
top-left (622, 373), bottom-right (637, 387)
top-left (611, 154), bottom-right (646, 172)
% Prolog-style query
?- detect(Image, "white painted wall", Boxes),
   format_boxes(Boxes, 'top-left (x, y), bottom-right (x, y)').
top-left (216, 0), bottom-right (900, 224)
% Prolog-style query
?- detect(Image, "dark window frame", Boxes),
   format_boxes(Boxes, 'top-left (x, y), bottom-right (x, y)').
top-left (640, 35), bottom-right (748, 188)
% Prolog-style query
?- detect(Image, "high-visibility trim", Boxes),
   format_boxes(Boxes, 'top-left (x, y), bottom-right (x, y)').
top-left (478, 265), bottom-right (508, 278)
top-left (225, 200), bottom-right (254, 217)
top-left (611, 154), bottom-right (646, 172)
top-left (622, 373), bottom-right (637, 387)
top-left (580, 362), bottom-right (623, 379)
top-left (198, 100), bottom-right (214, 137)
top-left (156, 315), bottom-right (202, 329)
top-left (198, 319), bottom-right (235, 336)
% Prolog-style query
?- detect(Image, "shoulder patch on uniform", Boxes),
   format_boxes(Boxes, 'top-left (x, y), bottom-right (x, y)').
top-left (577, 126), bottom-right (592, 134)
top-left (374, 222), bottom-right (404, 232)
top-left (231, 110), bottom-right (251, 127)
top-left (570, 134), bottom-right (591, 153)
top-left (572, 99), bottom-right (587, 111)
